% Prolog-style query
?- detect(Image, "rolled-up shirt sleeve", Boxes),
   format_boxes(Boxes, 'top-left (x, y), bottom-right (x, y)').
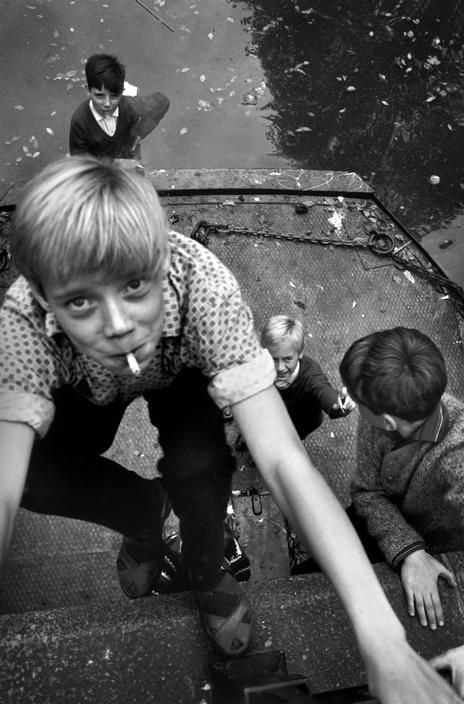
top-left (0, 279), bottom-right (58, 436)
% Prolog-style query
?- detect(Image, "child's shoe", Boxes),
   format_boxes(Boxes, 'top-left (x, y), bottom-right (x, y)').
top-left (224, 525), bottom-right (251, 582)
top-left (155, 534), bottom-right (191, 594)
top-left (117, 537), bottom-right (161, 598)
top-left (195, 568), bottom-right (253, 657)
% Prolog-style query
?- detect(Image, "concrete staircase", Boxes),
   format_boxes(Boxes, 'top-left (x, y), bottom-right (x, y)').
top-left (2, 502), bottom-right (464, 703)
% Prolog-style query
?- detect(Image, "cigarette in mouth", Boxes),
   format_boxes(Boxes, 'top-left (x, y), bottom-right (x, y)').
top-left (126, 352), bottom-right (141, 377)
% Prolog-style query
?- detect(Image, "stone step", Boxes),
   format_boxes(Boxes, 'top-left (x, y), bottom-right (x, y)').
top-left (0, 493), bottom-right (290, 616)
top-left (2, 557), bottom-right (464, 704)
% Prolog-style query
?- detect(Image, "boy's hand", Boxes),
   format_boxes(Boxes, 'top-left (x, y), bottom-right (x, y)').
top-left (332, 387), bottom-right (356, 416)
top-left (363, 637), bottom-right (463, 704)
top-left (400, 549), bottom-right (457, 630)
top-left (430, 645), bottom-right (464, 698)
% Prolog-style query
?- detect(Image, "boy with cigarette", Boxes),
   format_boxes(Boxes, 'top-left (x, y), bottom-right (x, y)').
top-left (0, 157), bottom-right (460, 702)
top-left (340, 327), bottom-right (464, 632)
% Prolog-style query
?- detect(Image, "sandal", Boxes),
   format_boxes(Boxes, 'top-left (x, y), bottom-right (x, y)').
top-left (224, 528), bottom-right (251, 583)
top-left (156, 535), bottom-right (191, 594)
top-left (117, 538), bottom-right (160, 598)
top-left (196, 570), bottom-right (253, 657)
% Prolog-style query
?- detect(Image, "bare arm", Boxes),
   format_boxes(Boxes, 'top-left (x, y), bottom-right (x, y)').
top-left (0, 421), bottom-right (35, 570)
top-left (232, 387), bottom-right (461, 704)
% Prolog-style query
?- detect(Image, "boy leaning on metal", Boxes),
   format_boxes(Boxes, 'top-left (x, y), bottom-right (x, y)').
top-left (0, 156), bottom-right (461, 703)
top-left (340, 327), bottom-right (464, 631)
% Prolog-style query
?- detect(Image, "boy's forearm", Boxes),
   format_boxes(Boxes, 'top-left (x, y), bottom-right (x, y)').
top-left (265, 449), bottom-right (405, 644)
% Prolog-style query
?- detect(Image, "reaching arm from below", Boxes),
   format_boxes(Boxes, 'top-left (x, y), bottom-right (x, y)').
top-left (231, 386), bottom-right (461, 704)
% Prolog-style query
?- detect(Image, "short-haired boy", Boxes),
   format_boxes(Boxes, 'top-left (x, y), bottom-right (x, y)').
top-left (340, 327), bottom-right (464, 631)
top-left (69, 53), bottom-right (169, 159)
top-left (0, 158), bottom-right (459, 703)
top-left (260, 315), bottom-right (355, 439)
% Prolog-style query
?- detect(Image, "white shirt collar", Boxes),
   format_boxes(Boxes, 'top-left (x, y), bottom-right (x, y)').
top-left (89, 100), bottom-right (119, 123)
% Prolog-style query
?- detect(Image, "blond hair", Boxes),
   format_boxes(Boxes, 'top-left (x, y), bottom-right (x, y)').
top-left (12, 156), bottom-right (168, 292)
top-left (260, 315), bottom-right (305, 354)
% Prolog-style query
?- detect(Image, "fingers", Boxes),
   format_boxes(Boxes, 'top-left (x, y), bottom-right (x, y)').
top-left (440, 566), bottom-right (457, 588)
top-left (430, 652), bottom-right (450, 671)
top-left (430, 651), bottom-right (464, 699)
top-left (453, 668), bottom-right (464, 698)
top-left (410, 589), bottom-right (444, 630)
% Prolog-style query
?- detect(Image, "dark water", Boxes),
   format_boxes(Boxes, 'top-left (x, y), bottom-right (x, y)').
top-left (1, 0), bottom-right (463, 248)
top-left (236, 0), bottom-right (464, 239)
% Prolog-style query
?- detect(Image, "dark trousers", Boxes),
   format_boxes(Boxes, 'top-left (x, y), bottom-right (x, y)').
top-left (22, 368), bottom-right (235, 588)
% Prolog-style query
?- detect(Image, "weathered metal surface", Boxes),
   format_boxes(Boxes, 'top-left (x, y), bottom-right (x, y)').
top-left (148, 168), bottom-right (373, 195)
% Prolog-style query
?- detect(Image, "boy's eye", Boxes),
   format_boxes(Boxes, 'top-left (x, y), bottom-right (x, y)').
top-left (67, 297), bottom-right (89, 311)
top-left (125, 278), bottom-right (147, 294)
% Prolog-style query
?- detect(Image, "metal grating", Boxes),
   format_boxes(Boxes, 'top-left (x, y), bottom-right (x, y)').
top-left (1, 190), bottom-right (463, 614)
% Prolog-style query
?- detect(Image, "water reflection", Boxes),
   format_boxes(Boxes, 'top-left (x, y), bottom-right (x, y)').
top-left (237, 0), bottom-right (464, 238)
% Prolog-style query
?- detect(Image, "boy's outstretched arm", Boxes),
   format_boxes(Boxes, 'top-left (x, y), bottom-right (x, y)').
top-left (0, 421), bottom-right (34, 569)
top-left (232, 386), bottom-right (461, 704)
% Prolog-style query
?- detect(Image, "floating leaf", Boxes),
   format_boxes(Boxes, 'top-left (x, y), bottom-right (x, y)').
top-left (14, 105), bottom-right (24, 110)
top-left (179, 127), bottom-right (188, 135)
top-left (404, 271), bottom-right (415, 284)
top-left (346, 85), bottom-right (356, 91)
top-left (381, 100), bottom-right (389, 106)
top-left (46, 127), bottom-right (54, 135)
top-left (200, 74), bottom-right (206, 82)
top-left (65, 70), bottom-right (77, 77)
top-left (295, 126), bottom-right (311, 132)
top-left (208, 31), bottom-right (214, 40)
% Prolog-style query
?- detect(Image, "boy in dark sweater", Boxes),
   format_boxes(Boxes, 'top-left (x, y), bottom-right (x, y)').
top-left (340, 327), bottom-right (464, 632)
top-left (260, 315), bottom-right (355, 440)
top-left (69, 54), bottom-right (169, 159)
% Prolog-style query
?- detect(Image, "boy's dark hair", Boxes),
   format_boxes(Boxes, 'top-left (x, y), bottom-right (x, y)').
top-left (85, 54), bottom-right (125, 94)
top-left (339, 327), bottom-right (447, 422)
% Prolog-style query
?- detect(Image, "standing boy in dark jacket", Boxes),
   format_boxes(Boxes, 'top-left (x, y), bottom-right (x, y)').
top-left (69, 54), bottom-right (169, 159)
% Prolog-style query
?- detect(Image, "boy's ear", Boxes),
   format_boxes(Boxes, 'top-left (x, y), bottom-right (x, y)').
top-left (160, 246), bottom-right (171, 276)
top-left (29, 284), bottom-right (51, 312)
top-left (382, 413), bottom-right (397, 432)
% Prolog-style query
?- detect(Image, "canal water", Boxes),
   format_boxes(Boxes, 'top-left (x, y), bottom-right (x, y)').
top-left (1, 0), bottom-right (463, 281)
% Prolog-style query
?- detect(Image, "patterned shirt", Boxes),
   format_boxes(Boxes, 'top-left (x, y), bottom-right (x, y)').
top-left (0, 231), bottom-right (275, 438)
